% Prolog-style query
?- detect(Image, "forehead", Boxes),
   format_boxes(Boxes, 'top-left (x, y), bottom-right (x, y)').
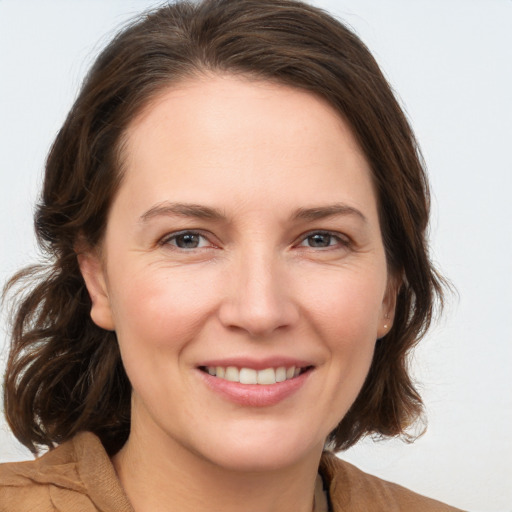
top-left (116, 74), bottom-right (377, 221)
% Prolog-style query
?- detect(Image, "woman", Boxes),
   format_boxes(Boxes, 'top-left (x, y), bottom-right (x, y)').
top-left (0, 0), bottom-right (463, 510)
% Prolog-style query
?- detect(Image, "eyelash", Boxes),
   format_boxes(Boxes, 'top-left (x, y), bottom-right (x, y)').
top-left (297, 231), bottom-right (351, 250)
top-left (159, 230), bottom-right (351, 251)
top-left (160, 230), bottom-right (212, 250)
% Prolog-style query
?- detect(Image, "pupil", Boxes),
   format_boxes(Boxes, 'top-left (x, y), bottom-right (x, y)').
top-left (177, 234), bottom-right (199, 248)
top-left (309, 234), bottom-right (330, 247)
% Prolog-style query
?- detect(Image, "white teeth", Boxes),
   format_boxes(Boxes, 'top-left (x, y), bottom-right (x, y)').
top-left (204, 365), bottom-right (305, 385)
top-left (239, 368), bottom-right (257, 384)
top-left (275, 367), bottom-right (287, 382)
top-left (225, 366), bottom-right (239, 382)
top-left (257, 368), bottom-right (276, 385)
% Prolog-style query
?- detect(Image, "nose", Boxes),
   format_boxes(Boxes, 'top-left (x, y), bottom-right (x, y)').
top-left (218, 251), bottom-right (300, 338)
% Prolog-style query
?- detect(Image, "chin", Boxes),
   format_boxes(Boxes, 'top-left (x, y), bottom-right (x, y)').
top-left (192, 428), bottom-right (325, 473)
top-left (207, 448), bottom-right (311, 473)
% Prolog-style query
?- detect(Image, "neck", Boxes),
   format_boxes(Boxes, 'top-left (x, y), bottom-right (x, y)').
top-left (112, 419), bottom-right (323, 512)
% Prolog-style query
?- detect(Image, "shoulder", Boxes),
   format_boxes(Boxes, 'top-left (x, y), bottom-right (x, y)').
top-left (320, 451), bottom-right (466, 512)
top-left (0, 432), bottom-right (131, 512)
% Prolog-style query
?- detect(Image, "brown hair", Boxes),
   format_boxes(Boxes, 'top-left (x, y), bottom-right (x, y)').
top-left (3, 0), bottom-right (445, 456)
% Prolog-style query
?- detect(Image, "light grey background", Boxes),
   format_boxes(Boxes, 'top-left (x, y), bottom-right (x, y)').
top-left (1, 1), bottom-right (511, 511)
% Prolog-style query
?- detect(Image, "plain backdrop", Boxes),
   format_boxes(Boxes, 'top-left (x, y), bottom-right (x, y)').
top-left (0, 1), bottom-right (511, 511)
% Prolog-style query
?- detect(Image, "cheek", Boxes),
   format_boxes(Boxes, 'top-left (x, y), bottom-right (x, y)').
top-left (302, 266), bottom-right (386, 341)
top-left (108, 266), bottom-right (217, 354)
top-left (301, 267), bottom-right (384, 409)
top-left (106, 267), bottom-right (220, 409)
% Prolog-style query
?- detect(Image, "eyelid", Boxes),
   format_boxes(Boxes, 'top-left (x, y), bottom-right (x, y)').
top-left (159, 229), bottom-right (217, 249)
top-left (295, 230), bottom-right (352, 249)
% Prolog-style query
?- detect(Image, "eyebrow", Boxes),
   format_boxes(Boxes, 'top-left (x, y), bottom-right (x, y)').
top-left (291, 204), bottom-right (368, 223)
top-left (139, 201), bottom-right (367, 224)
top-left (139, 202), bottom-right (227, 223)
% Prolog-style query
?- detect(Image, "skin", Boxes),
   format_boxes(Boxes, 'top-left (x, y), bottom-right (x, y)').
top-left (79, 74), bottom-right (395, 512)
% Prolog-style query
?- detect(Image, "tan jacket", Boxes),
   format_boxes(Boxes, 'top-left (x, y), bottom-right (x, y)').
top-left (0, 432), bottom-right (464, 511)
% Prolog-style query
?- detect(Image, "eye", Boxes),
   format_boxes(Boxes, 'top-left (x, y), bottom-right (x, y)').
top-left (161, 231), bottom-right (211, 249)
top-left (298, 231), bottom-right (348, 249)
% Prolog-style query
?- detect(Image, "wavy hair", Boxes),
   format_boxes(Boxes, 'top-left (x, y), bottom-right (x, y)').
top-left (3, 0), bottom-right (445, 456)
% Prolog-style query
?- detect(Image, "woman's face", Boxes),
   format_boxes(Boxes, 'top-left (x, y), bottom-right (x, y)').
top-left (81, 75), bottom-right (394, 471)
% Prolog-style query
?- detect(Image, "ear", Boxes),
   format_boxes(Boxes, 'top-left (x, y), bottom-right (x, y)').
top-left (76, 248), bottom-right (115, 331)
top-left (376, 273), bottom-right (400, 339)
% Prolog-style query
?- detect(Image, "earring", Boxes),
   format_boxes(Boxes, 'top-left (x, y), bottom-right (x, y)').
top-left (383, 313), bottom-right (390, 330)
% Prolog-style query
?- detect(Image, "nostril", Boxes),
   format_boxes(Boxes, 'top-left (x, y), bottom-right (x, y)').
top-left (218, 299), bottom-right (300, 338)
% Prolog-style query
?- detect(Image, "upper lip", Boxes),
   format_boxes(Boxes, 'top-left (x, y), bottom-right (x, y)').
top-left (197, 357), bottom-right (314, 371)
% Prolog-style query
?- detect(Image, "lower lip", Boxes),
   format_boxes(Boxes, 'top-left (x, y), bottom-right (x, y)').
top-left (198, 369), bottom-right (312, 407)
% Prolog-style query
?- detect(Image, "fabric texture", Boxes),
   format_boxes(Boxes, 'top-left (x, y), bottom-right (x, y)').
top-left (0, 432), bottom-right (464, 511)
top-left (319, 452), bottom-right (464, 511)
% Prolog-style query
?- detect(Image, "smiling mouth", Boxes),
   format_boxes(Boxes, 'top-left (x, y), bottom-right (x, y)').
top-left (199, 365), bottom-right (312, 385)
